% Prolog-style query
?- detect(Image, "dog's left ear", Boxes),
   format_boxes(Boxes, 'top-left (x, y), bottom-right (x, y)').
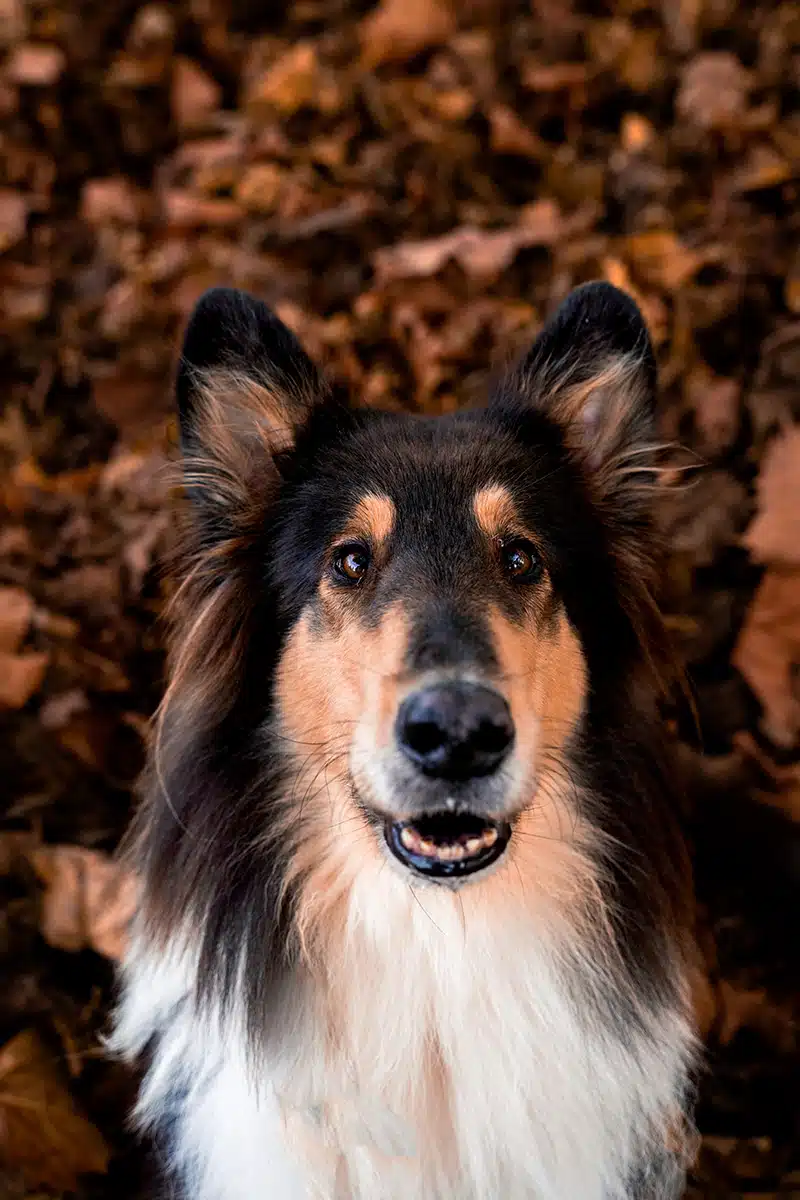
top-left (494, 282), bottom-right (658, 512)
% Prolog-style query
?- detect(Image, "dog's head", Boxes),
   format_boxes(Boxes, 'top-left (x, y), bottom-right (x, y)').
top-left (136, 283), bottom-right (689, 1008)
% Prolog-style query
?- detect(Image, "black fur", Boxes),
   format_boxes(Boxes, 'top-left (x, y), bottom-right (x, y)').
top-left (131, 281), bottom-right (691, 1051)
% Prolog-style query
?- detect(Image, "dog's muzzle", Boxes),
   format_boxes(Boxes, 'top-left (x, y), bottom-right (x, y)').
top-left (383, 681), bottom-right (514, 878)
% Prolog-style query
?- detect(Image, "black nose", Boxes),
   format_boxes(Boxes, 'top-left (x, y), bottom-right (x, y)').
top-left (396, 683), bottom-right (514, 781)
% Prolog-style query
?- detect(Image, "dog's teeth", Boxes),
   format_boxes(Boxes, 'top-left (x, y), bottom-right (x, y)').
top-left (418, 839), bottom-right (437, 857)
top-left (465, 837), bottom-right (483, 855)
top-left (482, 827), bottom-right (498, 847)
top-left (400, 827), bottom-right (419, 851)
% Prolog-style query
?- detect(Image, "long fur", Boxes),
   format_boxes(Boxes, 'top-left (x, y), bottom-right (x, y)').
top-left (111, 283), bottom-right (700, 1199)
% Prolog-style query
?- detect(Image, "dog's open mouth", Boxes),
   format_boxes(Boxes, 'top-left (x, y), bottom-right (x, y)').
top-left (385, 812), bottom-right (511, 878)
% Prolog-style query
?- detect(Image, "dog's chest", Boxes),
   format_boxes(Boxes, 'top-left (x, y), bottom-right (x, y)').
top-left (121, 892), bottom-right (691, 1200)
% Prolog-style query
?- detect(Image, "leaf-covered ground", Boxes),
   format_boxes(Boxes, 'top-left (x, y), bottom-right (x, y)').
top-left (1, 1), bottom-right (799, 1195)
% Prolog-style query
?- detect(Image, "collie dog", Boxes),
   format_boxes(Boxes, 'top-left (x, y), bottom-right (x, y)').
top-left (111, 282), bottom-right (699, 1199)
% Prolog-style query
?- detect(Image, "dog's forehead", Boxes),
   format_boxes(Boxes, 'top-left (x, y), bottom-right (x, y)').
top-left (322, 412), bottom-right (531, 538)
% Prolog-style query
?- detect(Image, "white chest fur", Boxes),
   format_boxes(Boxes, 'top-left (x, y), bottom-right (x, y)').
top-left (112, 870), bottom-right (694, 1200)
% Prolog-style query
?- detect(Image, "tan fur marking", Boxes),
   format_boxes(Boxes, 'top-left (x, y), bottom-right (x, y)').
top-left (344, 493), bottom-right (396, 551)
top-left (274, 600), bottom-right (412, 940)
top-left (472, 485), bottom-right (519, 540)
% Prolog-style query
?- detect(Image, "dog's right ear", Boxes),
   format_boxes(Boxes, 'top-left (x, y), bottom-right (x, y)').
top-left (176, 287), bottom-right (330, 529)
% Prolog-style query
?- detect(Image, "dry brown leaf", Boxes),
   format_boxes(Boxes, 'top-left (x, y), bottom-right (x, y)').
top-left (624, 230), bottom-right (701, 292)
top-left (0, 650), bottom-right (48, 709)
top-left (236, 162), bottom-right (285, 214)
top-left (521, 62), bottom-right (588, 92)
top-left (0, 190), bottom-right (27, 253)
top-left (360, 0), bottom-right (455, 68)
top-left (716, 981), bottom-right (795, 1049)
top-left (373, 201), bottom-right (561, 283)
top-left (730, 143), bottom-right (793, 193)
top-left (0, 586), bottom-right (33, 653)
top-left (162, 189), bottom-right (243, 228)
top-left (0, 1029), bottom-right (109, 1191)
top-left (488, 104), bottom-right (543, 157)
top-left (91, 371), bottom-right (168, 442)
top-left (733, 566), bottom-right (800, 747)
top-left (0, 0), bottom-right (26, 48)
top-left (689, 964), bottom-right (718, 1040)
top-left (247, 42), bottom-right (340, 115)
top-left (620, 113), bottom-right (655, 153)
top-left (742, 428), bottom-right (800, 566)
top-left (30, 844), bottom-right (138, 961)
top-left (6, 42), bottom-right (65, 86)
top-left (685, 363), bottom-right (741, 457)
top-left (171, 56), bottom-right (221, 129)
top-left (80, 177), bottom-right (144, 225)
top-left (676, 52), bottom-right (750, 132)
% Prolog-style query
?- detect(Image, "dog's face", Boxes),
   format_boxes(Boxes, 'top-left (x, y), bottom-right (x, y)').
top-left (273, 420), bottom-right (592, 883)
top-left (140, 282), bottom-right (688, 1003)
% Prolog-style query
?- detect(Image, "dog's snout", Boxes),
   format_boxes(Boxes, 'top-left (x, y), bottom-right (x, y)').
top-left (396, 683), bottom-right (514, 781)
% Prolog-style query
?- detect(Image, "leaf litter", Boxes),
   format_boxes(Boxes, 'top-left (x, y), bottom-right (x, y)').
top-left (0, 0), bottom-right (799, 1195)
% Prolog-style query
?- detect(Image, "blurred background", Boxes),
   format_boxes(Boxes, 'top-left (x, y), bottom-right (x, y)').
top-left (0, 0), bottom-right (798, 1196)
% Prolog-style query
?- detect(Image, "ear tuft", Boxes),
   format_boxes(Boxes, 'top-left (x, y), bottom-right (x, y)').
top-left (496, 282), bottom-right (659, 511)
top-left (175, 288), bottom-right (328, 528)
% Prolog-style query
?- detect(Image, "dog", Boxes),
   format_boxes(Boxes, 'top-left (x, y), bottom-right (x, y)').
top-left (111, 281), bottom-right (699, 1199)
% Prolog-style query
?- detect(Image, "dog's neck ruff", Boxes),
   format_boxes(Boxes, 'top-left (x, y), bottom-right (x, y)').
top-left (112, 858), bottom-right (695, 1200)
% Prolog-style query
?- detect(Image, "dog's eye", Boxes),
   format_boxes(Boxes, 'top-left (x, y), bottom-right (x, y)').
top-left (333, 544), bottom-right (370, 583)
top-left (500, 539), bottom-right (541, 582)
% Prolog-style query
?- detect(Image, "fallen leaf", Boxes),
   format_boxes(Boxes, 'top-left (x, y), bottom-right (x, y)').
top-left (0, 1029), bottom-right (109, 1191)
top-left (676, 52), bottom-right (750, 132)
top-left (360, 0), bottom-right (455, 68)
top-left (730, 143), bottom-right (793, 193)
top-left (0, 587), bottom-right (33, 653)
top-left (624, 230), bottom-right (702, 291)
top-left (488, 104), bottom-right (544, 157)
top-left (373, 201), bottom-right (561, 283)
top-left (247, 41), bottom-right (341, 115)
top-left (685, 363), bottom-right (741, 457)
top-left (91, 371), bottom-right (169, 442)
top-left (81, 177), bottom-right (144, 225)
top-left (171, 56), bottom-right (222, 129)
top-left (123, 510), bottom-right (170, 595)
top-left (162, 189), bottom-right (243, 228)
top-left (689, 964), bottom-right (718, 1040)
top-left (716, 981), bottom-right (796, 1050)
top-left (733, 566), bottom-right (800, 747)
top-left (521, 62), bottom-right (589, 91)
top-left (620, 112), bottom-right (655, 153)
top-left (0, 280), bottom-right (50, 324)
top-left (0, 190), bottom-right (27, 253)
top-left (236, 162), bottom-right (285, 214)
top-left (29, 845), bottom-right (138, 961)
top-left (742, 429), bottom-right (800, 566)
top-left (0, 0), bottom-right (26, 48)
top-left (39, 688), bottom-right (89, 731)
top-left (0, 650), bottom-right (48, 709)
top-left (5, 42), bottom-right (65, 86)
